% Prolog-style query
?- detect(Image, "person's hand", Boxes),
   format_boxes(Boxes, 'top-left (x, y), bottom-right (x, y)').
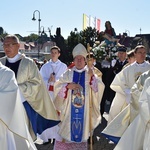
top-left (67, 83), bottom-right (80, 90)
top-left (87, 58), bottom-right (93, 68)
top-left (88, 68), bottom-right (93, 78)
top-left (48, 73), bottom-right (55, 82)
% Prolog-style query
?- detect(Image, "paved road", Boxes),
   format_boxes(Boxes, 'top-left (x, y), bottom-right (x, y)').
top-left (35, 103), bottom-right (116, 150)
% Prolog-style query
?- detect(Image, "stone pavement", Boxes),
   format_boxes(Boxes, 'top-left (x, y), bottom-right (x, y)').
top-left (35, 102), bottom-right (116, 150)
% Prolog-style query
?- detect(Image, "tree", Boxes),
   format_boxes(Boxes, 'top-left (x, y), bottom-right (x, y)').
top-left (66, 27), bottom-right (103, 65)
top-left (0, 27), bottom-right (4, 35)
top-left (22, 33), bottom-right (39, 42)
top-left (51, 27), bottom-right (67, 63)
top-left (80, 27), bottom-right (99, 47)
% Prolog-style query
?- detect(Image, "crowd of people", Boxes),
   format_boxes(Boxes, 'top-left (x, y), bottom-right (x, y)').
top-left (1, 20), bottom-right (150, 150)
top-left (100, 22), bottom-right (150, 149)
top-left (0, 34), bottom-right (105, 150)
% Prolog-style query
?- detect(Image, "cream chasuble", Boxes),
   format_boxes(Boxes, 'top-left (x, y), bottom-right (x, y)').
top-left (54, 67), bottom-right (104, 142)
top-left (0, 54), bottom-right (60, 140)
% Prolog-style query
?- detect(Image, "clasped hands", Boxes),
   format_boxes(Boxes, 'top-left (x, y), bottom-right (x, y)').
top-left (48, 73), bottom-right (55, 82)
top-left (67, 69), bottom-right (93, 89)
top-left (67, 83), bottom-right (80, 90)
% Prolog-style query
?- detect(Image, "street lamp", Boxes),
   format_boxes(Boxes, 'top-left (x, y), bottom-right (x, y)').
top-left (40, 26), bottom-right (45, 35)
top-left (32, 10), bottom-right (41, 59)
top-left (140, 28), bottom-right (142, 34)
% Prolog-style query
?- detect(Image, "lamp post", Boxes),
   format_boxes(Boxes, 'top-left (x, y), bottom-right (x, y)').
top-left (40, 26), bottom-right (45, 35)
top-left (140, 28), bottom-right (142, 35)
top-left (32, 10), bottom-right (41, 59)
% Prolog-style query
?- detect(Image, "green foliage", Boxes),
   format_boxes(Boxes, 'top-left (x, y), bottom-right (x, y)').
top-left (22, 33), bottom-right (39, 42)
top-left (80, 27), bottom-right (101, 47)
top-left (0, 27), bottom-right (8, 41)
top-left (66, 27), bottom-right (110, 63)
top-left (0, 26), bottom-right (118, 63)
top-left (0, 27), bottom-right (4, 35)
top-left (67, 27), bottom-right (102, 54)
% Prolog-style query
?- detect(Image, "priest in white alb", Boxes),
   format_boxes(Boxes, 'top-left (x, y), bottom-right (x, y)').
top-left (39, 46), bottom-right (67, 143)
top-left (0, 62), bottom-right (37, 150)
top-left (102, 45), bottom-right (150, 143)
top-left (108, 45), bottom-right (150, 124)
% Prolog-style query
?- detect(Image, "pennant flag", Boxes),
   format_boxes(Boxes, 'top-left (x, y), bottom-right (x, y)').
top-left (83, 13), bottom-right (90, 30)
top-left (96, 19), bottom-right (101, 31)
top-left (83, 14), bottom-right (101, 31)
top-left (90, 16), bottom-right (96, 29)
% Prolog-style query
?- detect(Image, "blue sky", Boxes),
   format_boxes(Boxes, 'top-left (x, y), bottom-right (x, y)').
top-left (1, 0), bottom-right (149, 39)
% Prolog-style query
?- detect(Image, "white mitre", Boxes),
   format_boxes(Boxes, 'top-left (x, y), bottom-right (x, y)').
top-left (72, 43), bottom-right (87, 58)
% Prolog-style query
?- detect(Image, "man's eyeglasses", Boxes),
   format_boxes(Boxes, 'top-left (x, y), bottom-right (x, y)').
top-left (2, 43), bottom-right (18, 47)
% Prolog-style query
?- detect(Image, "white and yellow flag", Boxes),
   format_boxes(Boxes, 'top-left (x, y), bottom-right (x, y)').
top-left (83, 13), bottom-right (100, 31)
top-left (83, 13), bottom-right (90, 30)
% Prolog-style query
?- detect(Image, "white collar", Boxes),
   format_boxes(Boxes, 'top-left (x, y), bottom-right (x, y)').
top-left (49, 59), bottom-right (60, 65)
top-left (73, 66), bottom-right (86, 73)
top-left (7, 53), bottom-right (22, 63)
top-left (134, 61), bottom-right (147, 67)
